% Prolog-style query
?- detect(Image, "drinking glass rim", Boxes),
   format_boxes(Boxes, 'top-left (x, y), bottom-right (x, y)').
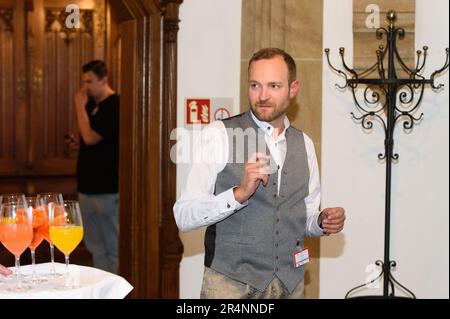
top-left (63, 200), bottom-right (80, 205)
top-left (0, 202), bottom-right (29, 209)
top-left (37, 192), bottom-right (63, 197)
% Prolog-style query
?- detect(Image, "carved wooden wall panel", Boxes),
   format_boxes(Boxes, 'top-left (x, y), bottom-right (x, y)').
top-left (0, 8), bottom-right (14, 164)
top-left (0, 1), bottom-right (27, 178)
top-left (28, 1), bottom-right (104, 178)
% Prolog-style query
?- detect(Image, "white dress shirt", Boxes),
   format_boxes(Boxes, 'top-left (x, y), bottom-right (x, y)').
top-left (173, 111), bottom-right (324, 237)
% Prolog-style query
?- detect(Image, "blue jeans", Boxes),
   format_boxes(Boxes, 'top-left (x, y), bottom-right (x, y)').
top-left (78, 193), bottom-right (119, 274)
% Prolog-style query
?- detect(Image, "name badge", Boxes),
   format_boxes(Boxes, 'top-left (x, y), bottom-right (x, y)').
top-left (293, 247), bottom-right (309, 268)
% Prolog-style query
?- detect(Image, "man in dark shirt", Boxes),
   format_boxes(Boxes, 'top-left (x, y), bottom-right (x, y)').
top-left (69, 60), bottom-right (120, 274)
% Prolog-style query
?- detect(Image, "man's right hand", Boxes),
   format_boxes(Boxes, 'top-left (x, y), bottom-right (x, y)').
top-left (233, 152), bottom-right (270, 204)
top-left (74, 87), bottom-right (88, 111)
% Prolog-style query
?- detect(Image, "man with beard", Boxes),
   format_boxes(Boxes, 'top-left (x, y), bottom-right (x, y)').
top-left (174, 48), bottom-right (345, 298)
top-left (67, 60), bottom-right (120, 274)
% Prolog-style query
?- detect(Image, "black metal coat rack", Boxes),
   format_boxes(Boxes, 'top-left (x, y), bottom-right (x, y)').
top-left (325, 10), bottom-right (449, 299)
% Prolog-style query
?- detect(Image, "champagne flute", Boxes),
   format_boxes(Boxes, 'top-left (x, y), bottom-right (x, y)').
top-left (49, 200), bottom-right (84, 289)
top-left (0, 203), bottom-right (33, 292)
top-left (25, 196), bottom-right (47, 284)
top-left (36, 192), bottom-right (64, 277)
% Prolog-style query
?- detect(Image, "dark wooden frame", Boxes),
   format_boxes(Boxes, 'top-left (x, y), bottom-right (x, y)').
top-left (110, 0), bottom-right (183, 298)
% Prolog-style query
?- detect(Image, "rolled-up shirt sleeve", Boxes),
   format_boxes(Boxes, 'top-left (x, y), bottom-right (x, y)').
top-left (173, 121), bottom-right (248, 232)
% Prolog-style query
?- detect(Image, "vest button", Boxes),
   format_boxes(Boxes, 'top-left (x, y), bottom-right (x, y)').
top-left (275, 267), bottom-right (279, 272)
top-left (275, 231), bottom-right (279, 235)
top-left (276, 218), bottom-right (280, 223)
top-left (275, 243), bottom-right (279, 247)
top-left (275, 256), bottom-right (279, 260)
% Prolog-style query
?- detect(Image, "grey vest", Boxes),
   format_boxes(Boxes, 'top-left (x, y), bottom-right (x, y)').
top-left (205, 110), bottom-right (310, 293)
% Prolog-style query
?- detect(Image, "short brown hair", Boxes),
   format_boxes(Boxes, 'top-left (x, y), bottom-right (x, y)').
top-left (82, 60), bottom-right (107, 80)
top-left (248, 48), bottom-right (297, 84)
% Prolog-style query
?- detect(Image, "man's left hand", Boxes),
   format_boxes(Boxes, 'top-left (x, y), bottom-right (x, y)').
top-left (320, 207), bottom-right (345, 234)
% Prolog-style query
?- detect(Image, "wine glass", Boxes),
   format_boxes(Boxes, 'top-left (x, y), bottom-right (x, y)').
top-left (36, 192), bottom-right (64, 277)
top-left (1, 193), bottom-right (28, 277)
top-left (0, 203), bottom-right (33, 292)
top-left (49, 200), bottom-right (84, 289)
top-left (25, 196), bottom-right (47, 284)
top-left (1, 193), bottom-right (27, 206)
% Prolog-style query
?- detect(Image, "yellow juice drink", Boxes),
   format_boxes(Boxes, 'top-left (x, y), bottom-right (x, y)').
top-left (49, 225), bottom-right (83, 255)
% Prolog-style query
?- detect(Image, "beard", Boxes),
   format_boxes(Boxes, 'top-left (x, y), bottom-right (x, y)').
top-left (250, 101), bottom-right (289, 123)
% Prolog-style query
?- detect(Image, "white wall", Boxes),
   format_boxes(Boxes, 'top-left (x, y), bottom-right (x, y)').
top-left (321, 0), bottom-right (449, 299)
top-left (177, 0), bottom-right (242, 299)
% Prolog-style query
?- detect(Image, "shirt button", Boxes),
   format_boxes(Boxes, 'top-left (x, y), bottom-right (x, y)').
top-left (226, 203), bottom-right (231, 209)
top-left (273, 182), bottom-right (277, 186)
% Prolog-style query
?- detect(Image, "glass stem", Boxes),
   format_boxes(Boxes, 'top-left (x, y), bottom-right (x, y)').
top-left (31, 249), bottom-right (37, 281)
top-left (15, 256), bottom-right (22, 289)
top-left (65, 255), bottom-right (70, 288)
top-left (50, 243), bottom-right (55, 274)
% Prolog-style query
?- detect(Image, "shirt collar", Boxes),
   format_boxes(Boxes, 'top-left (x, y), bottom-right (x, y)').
top-left (249, 110), bottom-right (290, 138)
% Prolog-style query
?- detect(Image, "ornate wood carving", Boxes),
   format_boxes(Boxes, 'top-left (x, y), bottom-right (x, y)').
top-left (0, 8), bottom-right (13, 32)
top-left (0, 8), bottom-right (14, 162)
top-left (45, 8), bottom-right (93, 43)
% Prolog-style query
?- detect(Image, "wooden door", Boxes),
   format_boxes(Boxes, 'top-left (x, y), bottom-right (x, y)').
top-left (0, 0), bottom-right (106, 194)
top-left (0, 0), bottom-right (27, 184)
top-left (25, 0), bottom-right (105, 194)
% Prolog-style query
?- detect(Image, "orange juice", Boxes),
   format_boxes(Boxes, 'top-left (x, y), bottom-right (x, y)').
top-left (49, 225), bottom-right (83, 255)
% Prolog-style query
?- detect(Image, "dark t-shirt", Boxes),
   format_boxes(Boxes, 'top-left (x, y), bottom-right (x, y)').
top-left (77, 93), bottom-right (120, 194)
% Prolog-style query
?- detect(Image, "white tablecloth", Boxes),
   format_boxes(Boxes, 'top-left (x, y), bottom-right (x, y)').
top-left (0, 262), bottom-right (133, 299)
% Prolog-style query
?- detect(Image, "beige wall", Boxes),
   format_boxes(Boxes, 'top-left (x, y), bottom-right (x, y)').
top-left (241, 0), bottom-right (323, 298)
